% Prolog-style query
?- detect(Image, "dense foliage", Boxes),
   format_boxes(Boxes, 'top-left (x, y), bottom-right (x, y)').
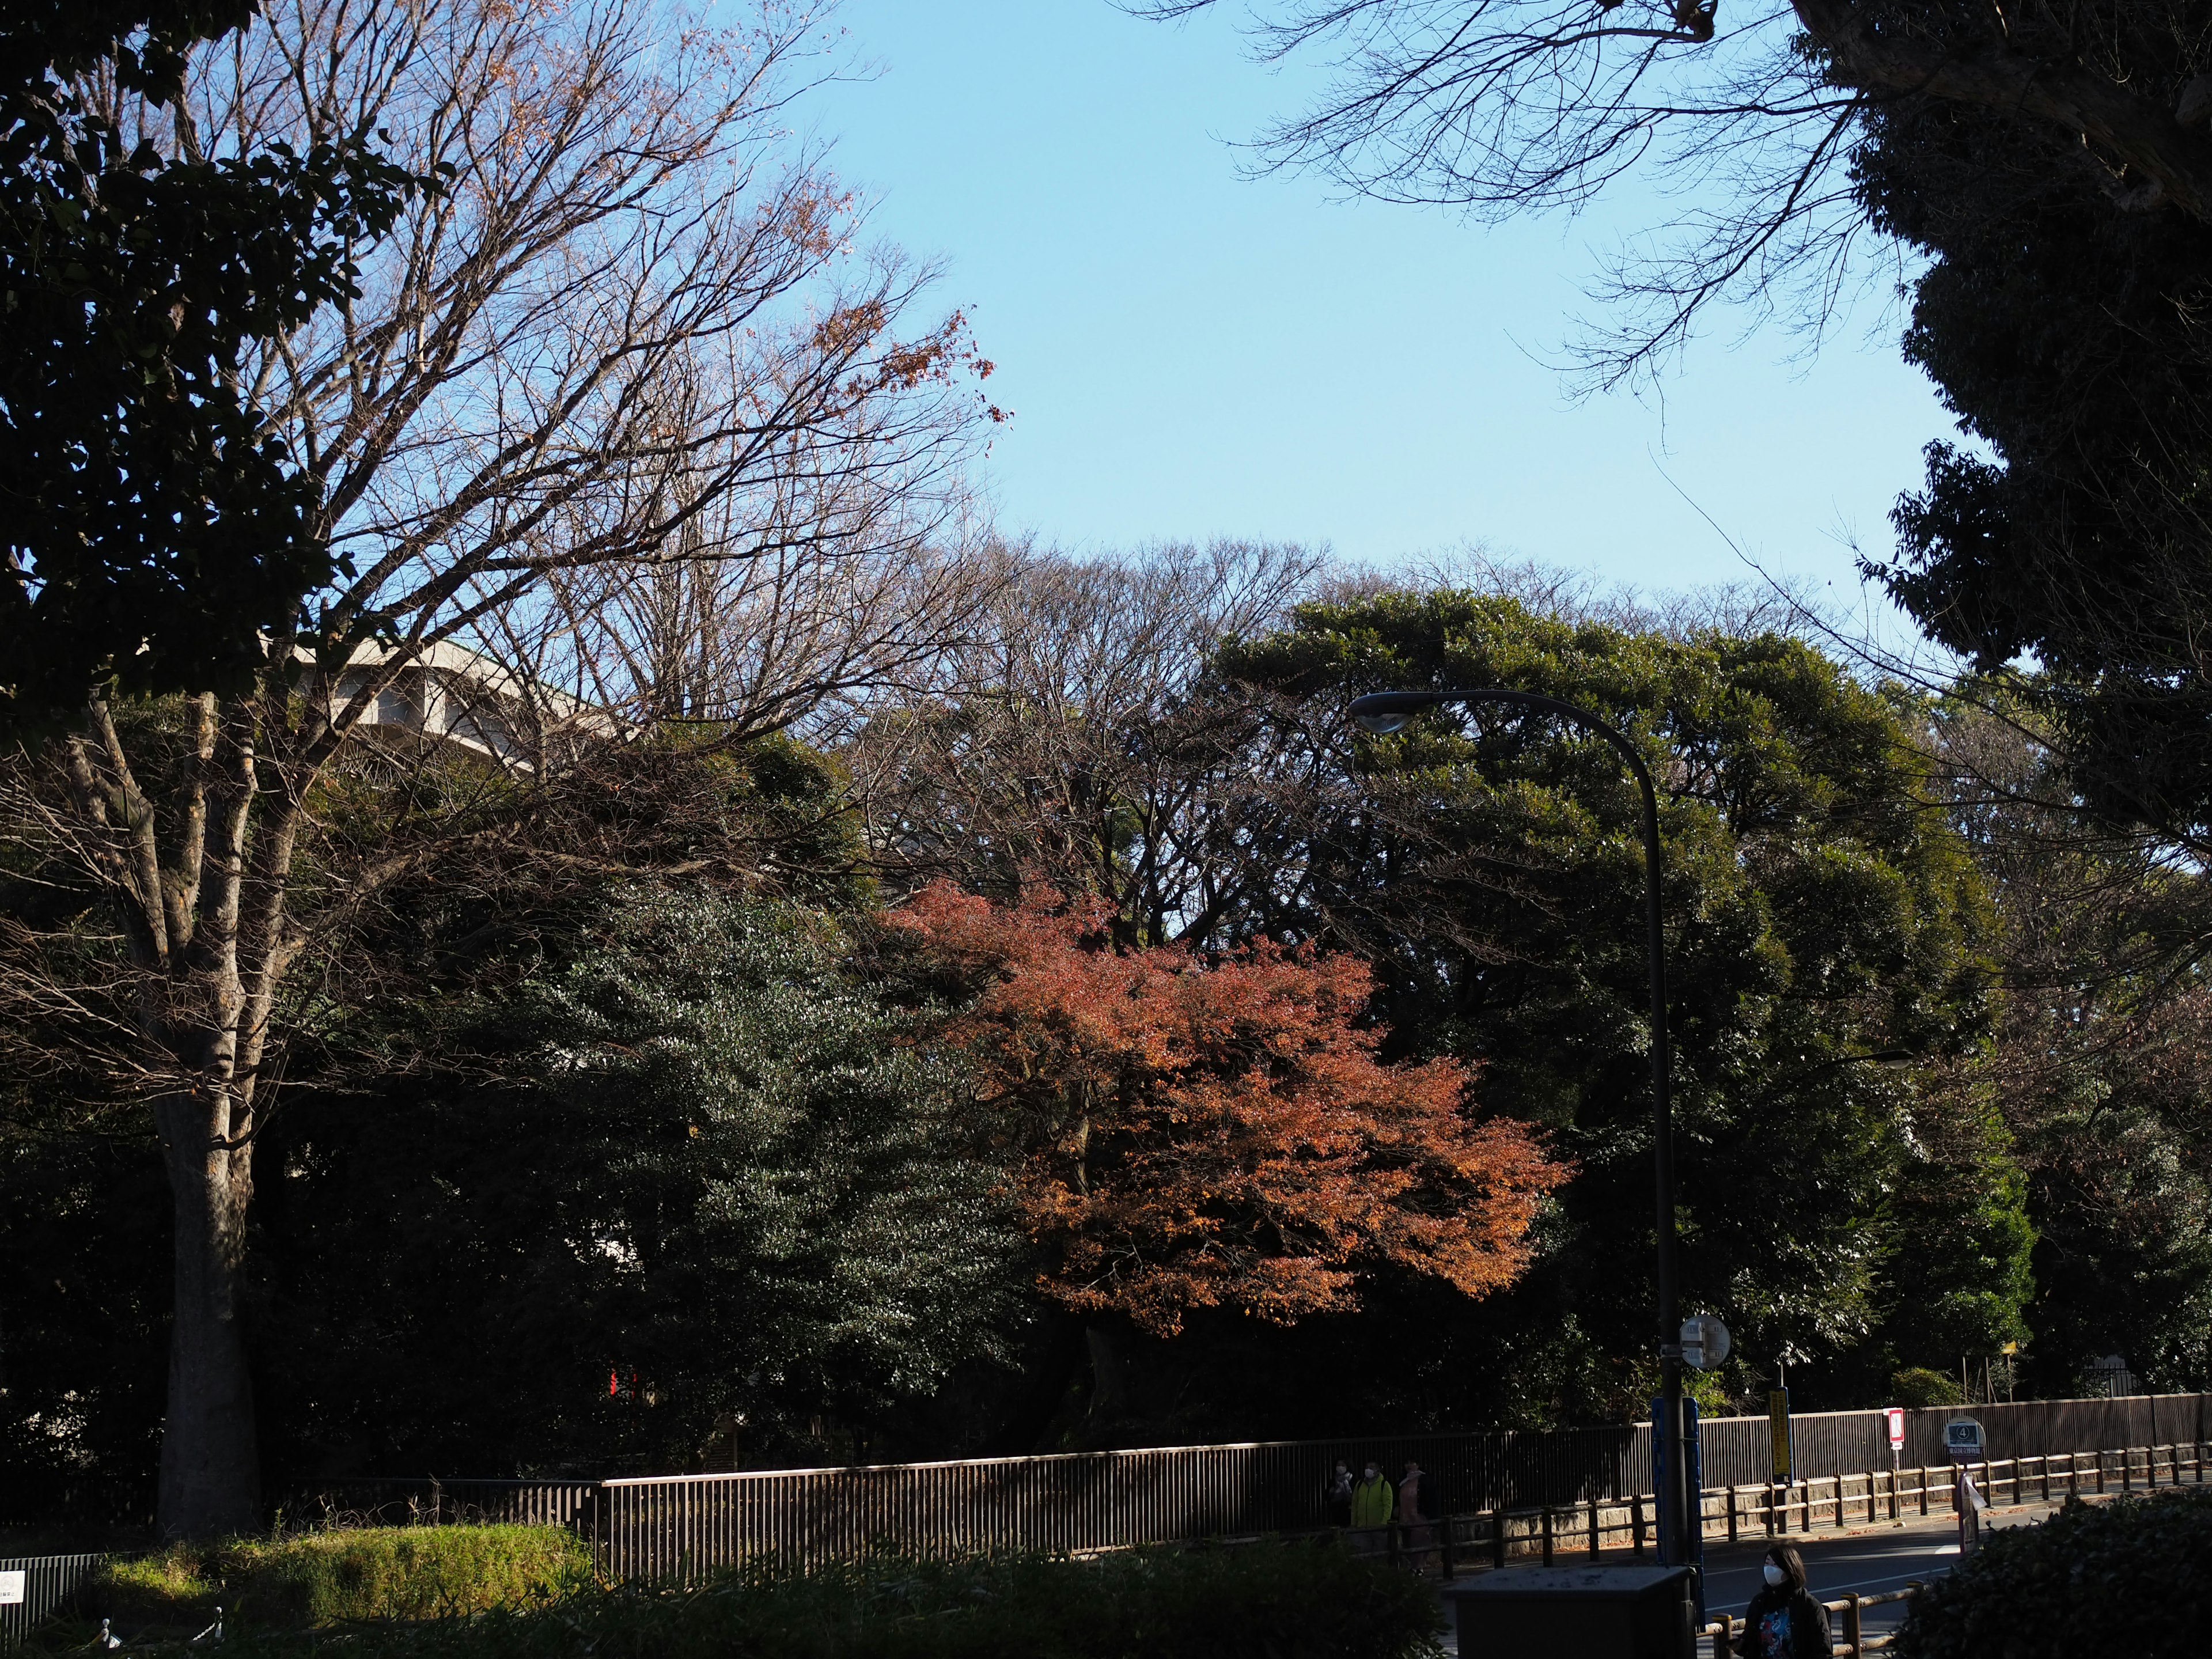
top-left (9, 584), bottom-right (2209, 1516)
top-left (1895, 1488), bottom-right (2212, 1659)
top-left (1855, 14), bottom-right (2212, 838)
top-left (1208, 593), bottom-right (2023, 1418)
top-left (884, 882), bottom-right (1563, 1335)
top-left (88, 1525), bottom-right (589, 1633)
top-left (0, 1), bottom-right (415, 730)
top-left (250, 884), bottom-right (1022, 1479)
top-left (44, 1546), bottom-right (1445, 1659)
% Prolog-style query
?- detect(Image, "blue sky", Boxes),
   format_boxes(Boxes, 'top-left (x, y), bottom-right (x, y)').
top-left (810, 0), bottom-right (1957, 623)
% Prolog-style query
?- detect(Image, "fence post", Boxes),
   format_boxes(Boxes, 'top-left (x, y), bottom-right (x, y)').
top-left (1918, 1465), bottom-right (1930, 1518)
top-left (1631, 1493), bottom-right (1646, 1558)
top-left (1440, 1513), bottom-right (1456, 1580)
top-left (1490, 1509), bottom-right (1506, 1570)
top-left (1844, 1592), bottom-right (1862, 1657)
top-left (1389, 1520), bottom-right (1402, 1566)
top-left (1540, 1507), bottom-right (1554, 1566)
top-left (1714, 1613), bottom-right (1733, 1659)
top-left (1726, 1485), bottom-right (1738, 1544)
top-left (2123, 1448), bottom-right (2133, 1493)
top-left (1587, 1497), bottom-right (1600, 1557)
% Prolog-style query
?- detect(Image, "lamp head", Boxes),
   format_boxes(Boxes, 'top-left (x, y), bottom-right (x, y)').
top-left (1348, 692), bottom-right (1437, 735)
top-left (1353, 710), bottom-right (1414, 735)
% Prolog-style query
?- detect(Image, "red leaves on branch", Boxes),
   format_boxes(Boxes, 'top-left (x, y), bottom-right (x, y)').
top-left (888, 883), bottom-right (1567, 1337)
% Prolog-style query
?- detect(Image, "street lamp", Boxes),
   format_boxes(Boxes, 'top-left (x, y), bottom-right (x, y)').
top-left (1348, 687), bottom-right (1694, 1570)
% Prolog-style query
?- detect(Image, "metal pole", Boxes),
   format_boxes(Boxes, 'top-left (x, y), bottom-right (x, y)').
top-left (1348, 687), bottom-right (1688, 1566)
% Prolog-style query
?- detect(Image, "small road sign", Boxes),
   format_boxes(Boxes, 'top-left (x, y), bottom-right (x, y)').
top-left (1769, 1390), bottom-right (1793, 1482)
top-left (0, 1571), bottom-right (24, 1606)
top-left (1885, 1407), bottom-right (1906, 1450)
top-left (1945, 1418), bottom-right (1984, 1463)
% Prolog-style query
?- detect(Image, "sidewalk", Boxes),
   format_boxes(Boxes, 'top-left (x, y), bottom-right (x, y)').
top-left (1433, 1492), bottom-right (2095, 1656)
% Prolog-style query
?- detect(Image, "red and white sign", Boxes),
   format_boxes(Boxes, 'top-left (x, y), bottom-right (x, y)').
top-left (1884, 1407), bottom-right (1906, 1450)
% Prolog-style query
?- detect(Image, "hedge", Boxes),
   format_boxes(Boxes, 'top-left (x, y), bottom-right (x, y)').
top-left (74, 1542), bottom-right (1444, 1659)
top-left (1895, 1487), bottom-right (2212, 1659)
top-left (81, 1524), bottom-right (590, 1637)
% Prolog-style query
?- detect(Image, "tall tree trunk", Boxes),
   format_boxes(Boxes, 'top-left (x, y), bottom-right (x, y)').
top-left (154, 1091), bottom-right (260, 1537)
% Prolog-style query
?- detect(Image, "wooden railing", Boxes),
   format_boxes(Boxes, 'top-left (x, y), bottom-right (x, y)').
top-left (1332, 1438), bottom-right (2211, 1580)
top-left (1708, 1584), bottom-right (1921, 1658)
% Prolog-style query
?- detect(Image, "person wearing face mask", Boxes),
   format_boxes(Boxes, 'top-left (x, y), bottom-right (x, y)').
top-left (1348, 1459), bottom-right (1396, 1550)
top-left (1737, 1544), bottom-right (1829, 1659)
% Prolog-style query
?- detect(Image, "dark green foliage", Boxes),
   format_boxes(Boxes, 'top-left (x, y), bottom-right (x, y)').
top-left (71, 1546), bottom-right (1444, 1659)
top-left (0, 1), bottom-right (418, 733)
top-left (1895, 1488), bottom-right (2212, 1659)
top-left (1213, 592), bottom-right (2021, 1415)
top-left (251, 883), bottom-right (1022, 1479)
top-left (1932, 703), bottom-right (2212, 1395)
top-left (1852, 14), bottom-right (2212, 835)
top-left (88, 1525), bottom-right (590, 1633)
top-left (1888, 1368), bottom-right (1964, 1408)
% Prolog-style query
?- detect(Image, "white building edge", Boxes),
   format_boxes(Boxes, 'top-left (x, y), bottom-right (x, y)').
top-left (312, 639), bottom-right (612, 769)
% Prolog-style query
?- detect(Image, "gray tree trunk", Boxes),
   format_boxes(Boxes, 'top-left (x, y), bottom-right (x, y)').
top-left (154, 1093), bottom-right (261, 1538)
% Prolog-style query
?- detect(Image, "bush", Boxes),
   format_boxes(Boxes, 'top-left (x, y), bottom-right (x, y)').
top-left (1889, 1367), bottom-right (1965, 1407)
top-left (1895, 1487), bottom-right (2212, 1659)
top-left (144, 1542), bottom-right (1444, 1659)
top-left (87, 1524), bottom-right (590, 1635)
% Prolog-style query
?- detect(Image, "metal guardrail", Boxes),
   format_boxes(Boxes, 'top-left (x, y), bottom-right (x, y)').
top-left (1335, 1438), bottom-right (2209, 1575)
top-left (591, 1396), bottom-right (2211, 1579)
top-left (5, 1435), bottom-right (2206, 1646)
top-left (0, 1555), bottom-right (107, 1652)
top-left (8, 1393), bottom-right (2205, 1592)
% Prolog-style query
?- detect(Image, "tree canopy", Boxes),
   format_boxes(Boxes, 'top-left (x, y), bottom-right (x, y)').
top-left (0, 0), bottom-right (415, 731)
top-left (884, 881), bottom-right (1563, 1338)
top-left (1214, 592), bottom-right (2024, 1415)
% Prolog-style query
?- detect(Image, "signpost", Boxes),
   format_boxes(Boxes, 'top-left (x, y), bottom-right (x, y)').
top-left (1768, 1389), bottom-right (1793, 1484)
top-left (1885, 1406), bottom-right (1906, 1491)
top-left (1946, 1417), bottom-right (1986, 1554)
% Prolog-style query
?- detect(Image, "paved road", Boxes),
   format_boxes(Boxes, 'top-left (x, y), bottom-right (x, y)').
top-left (1436, 1497), bottom-right (2077, 1656)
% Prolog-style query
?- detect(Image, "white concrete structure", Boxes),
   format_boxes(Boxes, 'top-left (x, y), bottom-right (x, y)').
top-left (315, 639), bottom-right (609, 769)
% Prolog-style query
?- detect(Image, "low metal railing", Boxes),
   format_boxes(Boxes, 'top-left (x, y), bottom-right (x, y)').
top-left (1331, 1437), bottom-right (2210, 1578)
top-left (0, 1555), bottom-right (107, 1653)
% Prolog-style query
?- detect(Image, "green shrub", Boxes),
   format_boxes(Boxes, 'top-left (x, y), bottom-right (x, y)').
top-left (171, 1542), bottom-right (1443, 1658)
top-left (1889, 1367), bottom-right (1965, 1407)
top-left (90, 1524), bottom-right (590, 1634)
top-left (1895, 1487), bottom-right (2212, 1659)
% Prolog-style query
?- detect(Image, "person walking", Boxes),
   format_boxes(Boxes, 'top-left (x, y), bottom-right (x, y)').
top-left (1326, 1461), bottom-right (1355, 1530)
top-left (1396, 1460), bottom-right (1433, 1567)
top-left (1349, 1459), bottom-right (1396, 1554)
top-left (1737, 1544), bottom-right (1829, 1659)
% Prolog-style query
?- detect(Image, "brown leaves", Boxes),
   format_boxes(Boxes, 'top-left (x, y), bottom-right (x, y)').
top-left (889, 882), bottom-right (1567, 1336)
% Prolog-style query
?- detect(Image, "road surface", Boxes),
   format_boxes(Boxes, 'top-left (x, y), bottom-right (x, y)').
top-left (1435, 1494), bottom-right (2082, 1655)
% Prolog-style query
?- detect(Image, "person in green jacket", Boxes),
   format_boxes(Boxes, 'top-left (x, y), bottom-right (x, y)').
top-left (1349, 1460), bottom-right (1396, 1529)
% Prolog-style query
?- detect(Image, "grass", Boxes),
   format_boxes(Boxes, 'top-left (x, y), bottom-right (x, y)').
top-left (61, 1524), bottom-right (591, 1642)
top-left (50, 1539), bottom-right (1444, 1658)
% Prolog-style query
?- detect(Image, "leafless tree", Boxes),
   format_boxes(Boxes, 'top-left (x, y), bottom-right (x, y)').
top-left (1133, 0), bottom-right (2212, 383)
top-left (1, 0), bottom-right (990, 1537)
top-left (847, 541), bottom-right (1328, 945)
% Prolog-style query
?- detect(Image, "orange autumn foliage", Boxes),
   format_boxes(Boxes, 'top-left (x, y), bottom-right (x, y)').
top-left (888, 882), bottom-right (1569, 1338)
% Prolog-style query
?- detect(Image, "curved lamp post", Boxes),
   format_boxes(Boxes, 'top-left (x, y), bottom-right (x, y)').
top-left (1347, 687), bottom-right (1692, 1569)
